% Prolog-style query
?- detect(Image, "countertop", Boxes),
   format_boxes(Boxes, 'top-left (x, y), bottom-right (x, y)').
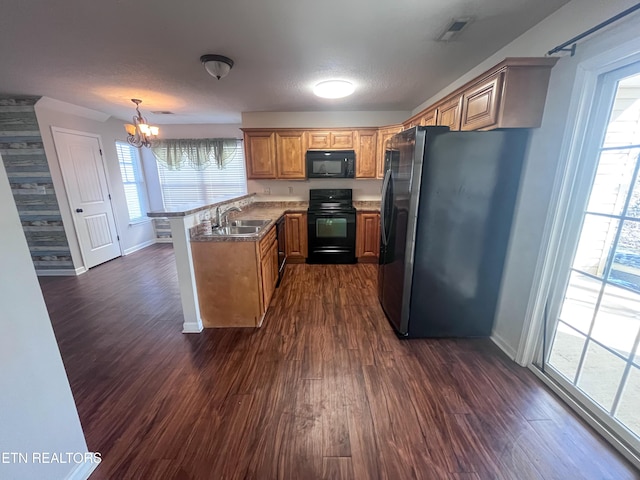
top-left (190, 200), bottom-right (380, 242)
top-left (147, 193), bottom-right (256, 218)
top-left (190, 203), bottom-right (305, 243)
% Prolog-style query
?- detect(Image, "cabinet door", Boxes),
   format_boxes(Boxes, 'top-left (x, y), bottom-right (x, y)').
top-left (307, 131), bottom-right (331, 149)
top-left (260, 238), bottom-right (278, 314)
top-left (355, 130), bottom-right (377, 178)
top-left (460, 72), bottom-right (503, 131)
top-left (420, 108), bottom-right (437, 126)
top-left (244, 131), bottom-right (277, 179)
top-left (275, 131), bottom-right (306, 179)
top-left (285, 213), bottom-right (307, 262)
top-left (356, 212), bottom-right (380, 262)
top-left (330, 131), bottom-right (354, 149)
top-left (436, 96), bottom-right (463, 131)
top-left (376, 125), bottom-right (402, 179)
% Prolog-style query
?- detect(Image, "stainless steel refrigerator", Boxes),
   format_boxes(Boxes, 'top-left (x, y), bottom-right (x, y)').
top-left (378, 126), bottom-right (529, 337)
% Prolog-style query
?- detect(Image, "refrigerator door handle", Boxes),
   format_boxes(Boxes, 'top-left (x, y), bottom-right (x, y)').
top-left (380, 168), bottom-right (392, 246)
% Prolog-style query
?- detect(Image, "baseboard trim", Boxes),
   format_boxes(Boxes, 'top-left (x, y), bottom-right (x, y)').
top-left (123, 239), bottom-right (156, 255)
top-left (64, 459), bottom-right (99, 480)
top-left (36, 268), bottom-right (80, 277)
top-left (490, 332), bottom-right (517, 361)
top-left (182, 321), bottom-right (204, 334)
top-left (155, 238), bottom-right (173, 244)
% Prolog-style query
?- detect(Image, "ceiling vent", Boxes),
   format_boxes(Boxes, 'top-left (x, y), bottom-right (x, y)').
top-left (152, 111), bottom-right (174, 115)
top-left (437, 17), bottom-right (473, 42)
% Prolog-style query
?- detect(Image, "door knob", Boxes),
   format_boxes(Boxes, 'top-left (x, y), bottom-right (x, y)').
top-left (75, 208), bottom-right (83, 213)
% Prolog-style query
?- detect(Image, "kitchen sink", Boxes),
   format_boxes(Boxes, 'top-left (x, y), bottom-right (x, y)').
top-left (230, 219), bottom-right (271, 227)
top-left (209, 225), bottom-right (263, 236)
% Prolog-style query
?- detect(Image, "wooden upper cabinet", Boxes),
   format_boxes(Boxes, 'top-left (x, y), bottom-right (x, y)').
top-left (355, 129), bottom-right (377, 178)
top-left (420, 108), bottom-right (437, 126)
top-left (330, 131), bottom-right (354, 149)
top-left (436, 95), bottom-right (463, 131)
top-left (307, 131), bottom-right (331, 149)
top-left (306, 130), bottom-right (354, 149)
top-left (244, 131), bottom-right (277, 179)
top-left (461, 72), bottom-right (503, 131)
top-left (376, 125), bottom-right (402, 179)
top-left (275, 131), bottom-right (306, 179)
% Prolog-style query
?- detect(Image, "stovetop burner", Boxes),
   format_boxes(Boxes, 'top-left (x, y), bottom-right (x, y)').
top-left (308, 188), bottom-right (355, 212)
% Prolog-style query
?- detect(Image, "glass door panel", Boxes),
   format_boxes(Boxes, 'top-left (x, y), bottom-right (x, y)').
top-left (546, 68), bottom-right (640, 451)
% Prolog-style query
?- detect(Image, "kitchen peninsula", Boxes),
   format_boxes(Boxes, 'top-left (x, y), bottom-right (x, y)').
top-left (148, 194), bottom-right (380, 332)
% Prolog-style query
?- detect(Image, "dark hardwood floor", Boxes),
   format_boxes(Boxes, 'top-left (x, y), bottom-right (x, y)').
top-left (39, 244), bottom-right (639, 480)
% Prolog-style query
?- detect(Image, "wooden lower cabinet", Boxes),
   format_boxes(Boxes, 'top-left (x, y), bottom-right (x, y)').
top-left (356, 212), bottom-right (380, 262)
top-left (191, 226), bottom-right (278, 328)
top-left (259, 234), bottom-right (278, 311)
top-left (285, 213), bottom-right (307, 263)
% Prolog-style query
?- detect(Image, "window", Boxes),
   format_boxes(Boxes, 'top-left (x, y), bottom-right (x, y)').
top-left (156, 140), bottom-right (247, 210)
top-left (545, 65), bottom-right (640, 455)
top-left (115, 142), bottom-right (147, 222)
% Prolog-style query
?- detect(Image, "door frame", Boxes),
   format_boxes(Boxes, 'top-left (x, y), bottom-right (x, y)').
top-left (51, 126), bottom-right (123, 271)
top-left (516, 37), bottom-right (640, 468)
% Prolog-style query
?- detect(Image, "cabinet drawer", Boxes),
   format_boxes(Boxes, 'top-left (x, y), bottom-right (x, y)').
top-left (259, 225), bottom-right (277, 257)
top-left (461, 72), bottom-right (503, 131)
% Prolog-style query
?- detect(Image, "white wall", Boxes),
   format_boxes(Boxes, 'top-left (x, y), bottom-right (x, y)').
top-left (35, 99), bottom-right (156, 267)
top-left (248, 178), bottom-right (382, 202)
top-left (412, 0), bottom-right (640, 115)
top-left (431, 0), bottom-right (640, 358)
top-left (242, 110), bottom-right (409, 128)
top-left (0, 154), bottom-right (94, 480)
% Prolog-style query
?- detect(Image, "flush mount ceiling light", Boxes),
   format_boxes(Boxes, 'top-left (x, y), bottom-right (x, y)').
top-left (313, 80), bottom-right (355, 99)
top-left (200, 54), bottom-right (234, 80)
top-left (124, 99), bottom-right (158, 149)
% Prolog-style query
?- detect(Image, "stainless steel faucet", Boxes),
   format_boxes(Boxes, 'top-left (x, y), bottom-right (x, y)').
top-left (216, 205), bottom-right (242, 227)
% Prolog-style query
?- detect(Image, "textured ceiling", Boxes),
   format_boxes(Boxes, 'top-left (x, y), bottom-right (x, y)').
top-left (0, 0), bottom-right (570, 124)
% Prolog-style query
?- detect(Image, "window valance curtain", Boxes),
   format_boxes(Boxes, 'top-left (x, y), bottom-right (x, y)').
top-left (151, 138), bottom-right (240, 170)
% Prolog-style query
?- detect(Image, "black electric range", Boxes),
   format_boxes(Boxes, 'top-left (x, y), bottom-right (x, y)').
top-left (307, 189), bottom-right (356, 264)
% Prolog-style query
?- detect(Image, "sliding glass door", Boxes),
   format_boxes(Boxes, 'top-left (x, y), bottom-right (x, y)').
top-left (544, 64), bottom-right (640, 455)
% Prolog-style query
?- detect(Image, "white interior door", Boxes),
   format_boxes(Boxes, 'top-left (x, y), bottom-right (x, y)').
top-left (53, 129), bottom-right (121, 269)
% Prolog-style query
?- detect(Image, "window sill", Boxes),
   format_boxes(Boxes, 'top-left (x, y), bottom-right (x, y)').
top-left (128, 217), bottom-right (152, 227)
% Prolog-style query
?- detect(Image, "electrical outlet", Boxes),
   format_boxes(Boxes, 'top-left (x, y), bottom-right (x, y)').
top-left (263, 188), bottom-right (271, 195)
top-left (36, 185), bottom-right (47, 195)
top-left (288, 187), bottom-right (293, 195)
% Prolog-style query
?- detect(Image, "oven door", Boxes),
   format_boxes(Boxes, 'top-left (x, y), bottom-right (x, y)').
top-left (307, 211), bottom-right (356, 264)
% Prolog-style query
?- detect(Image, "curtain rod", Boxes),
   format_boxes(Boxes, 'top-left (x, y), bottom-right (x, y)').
top-left (547, 2), bottom-right (640, 56)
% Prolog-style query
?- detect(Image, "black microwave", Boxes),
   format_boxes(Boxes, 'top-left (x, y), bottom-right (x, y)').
top-left (306, 150), bottom-right (355, 178)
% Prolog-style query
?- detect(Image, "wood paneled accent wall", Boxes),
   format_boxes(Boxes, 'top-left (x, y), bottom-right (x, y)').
top-left (0, 96), bottom-right (74, 273)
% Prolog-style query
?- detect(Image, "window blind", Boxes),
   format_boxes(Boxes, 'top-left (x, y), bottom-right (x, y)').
top-left (156, 139), bottom-right (247, 210)
top-left (115, 142), bottom-right (147, 222)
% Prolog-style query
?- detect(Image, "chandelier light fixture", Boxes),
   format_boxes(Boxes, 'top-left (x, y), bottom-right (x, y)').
top-left (124, 99), bottom-right (159, 148)
top-left (200, 54), bottom-right (234, 80)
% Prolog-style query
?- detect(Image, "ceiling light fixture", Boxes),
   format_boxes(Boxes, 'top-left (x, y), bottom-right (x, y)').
top-left (200, 54), bottom-right (234, 79)
top-left (313, 80), bottom-right (355, 99)
top-left (124, 99), bottom-right (159, 149)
